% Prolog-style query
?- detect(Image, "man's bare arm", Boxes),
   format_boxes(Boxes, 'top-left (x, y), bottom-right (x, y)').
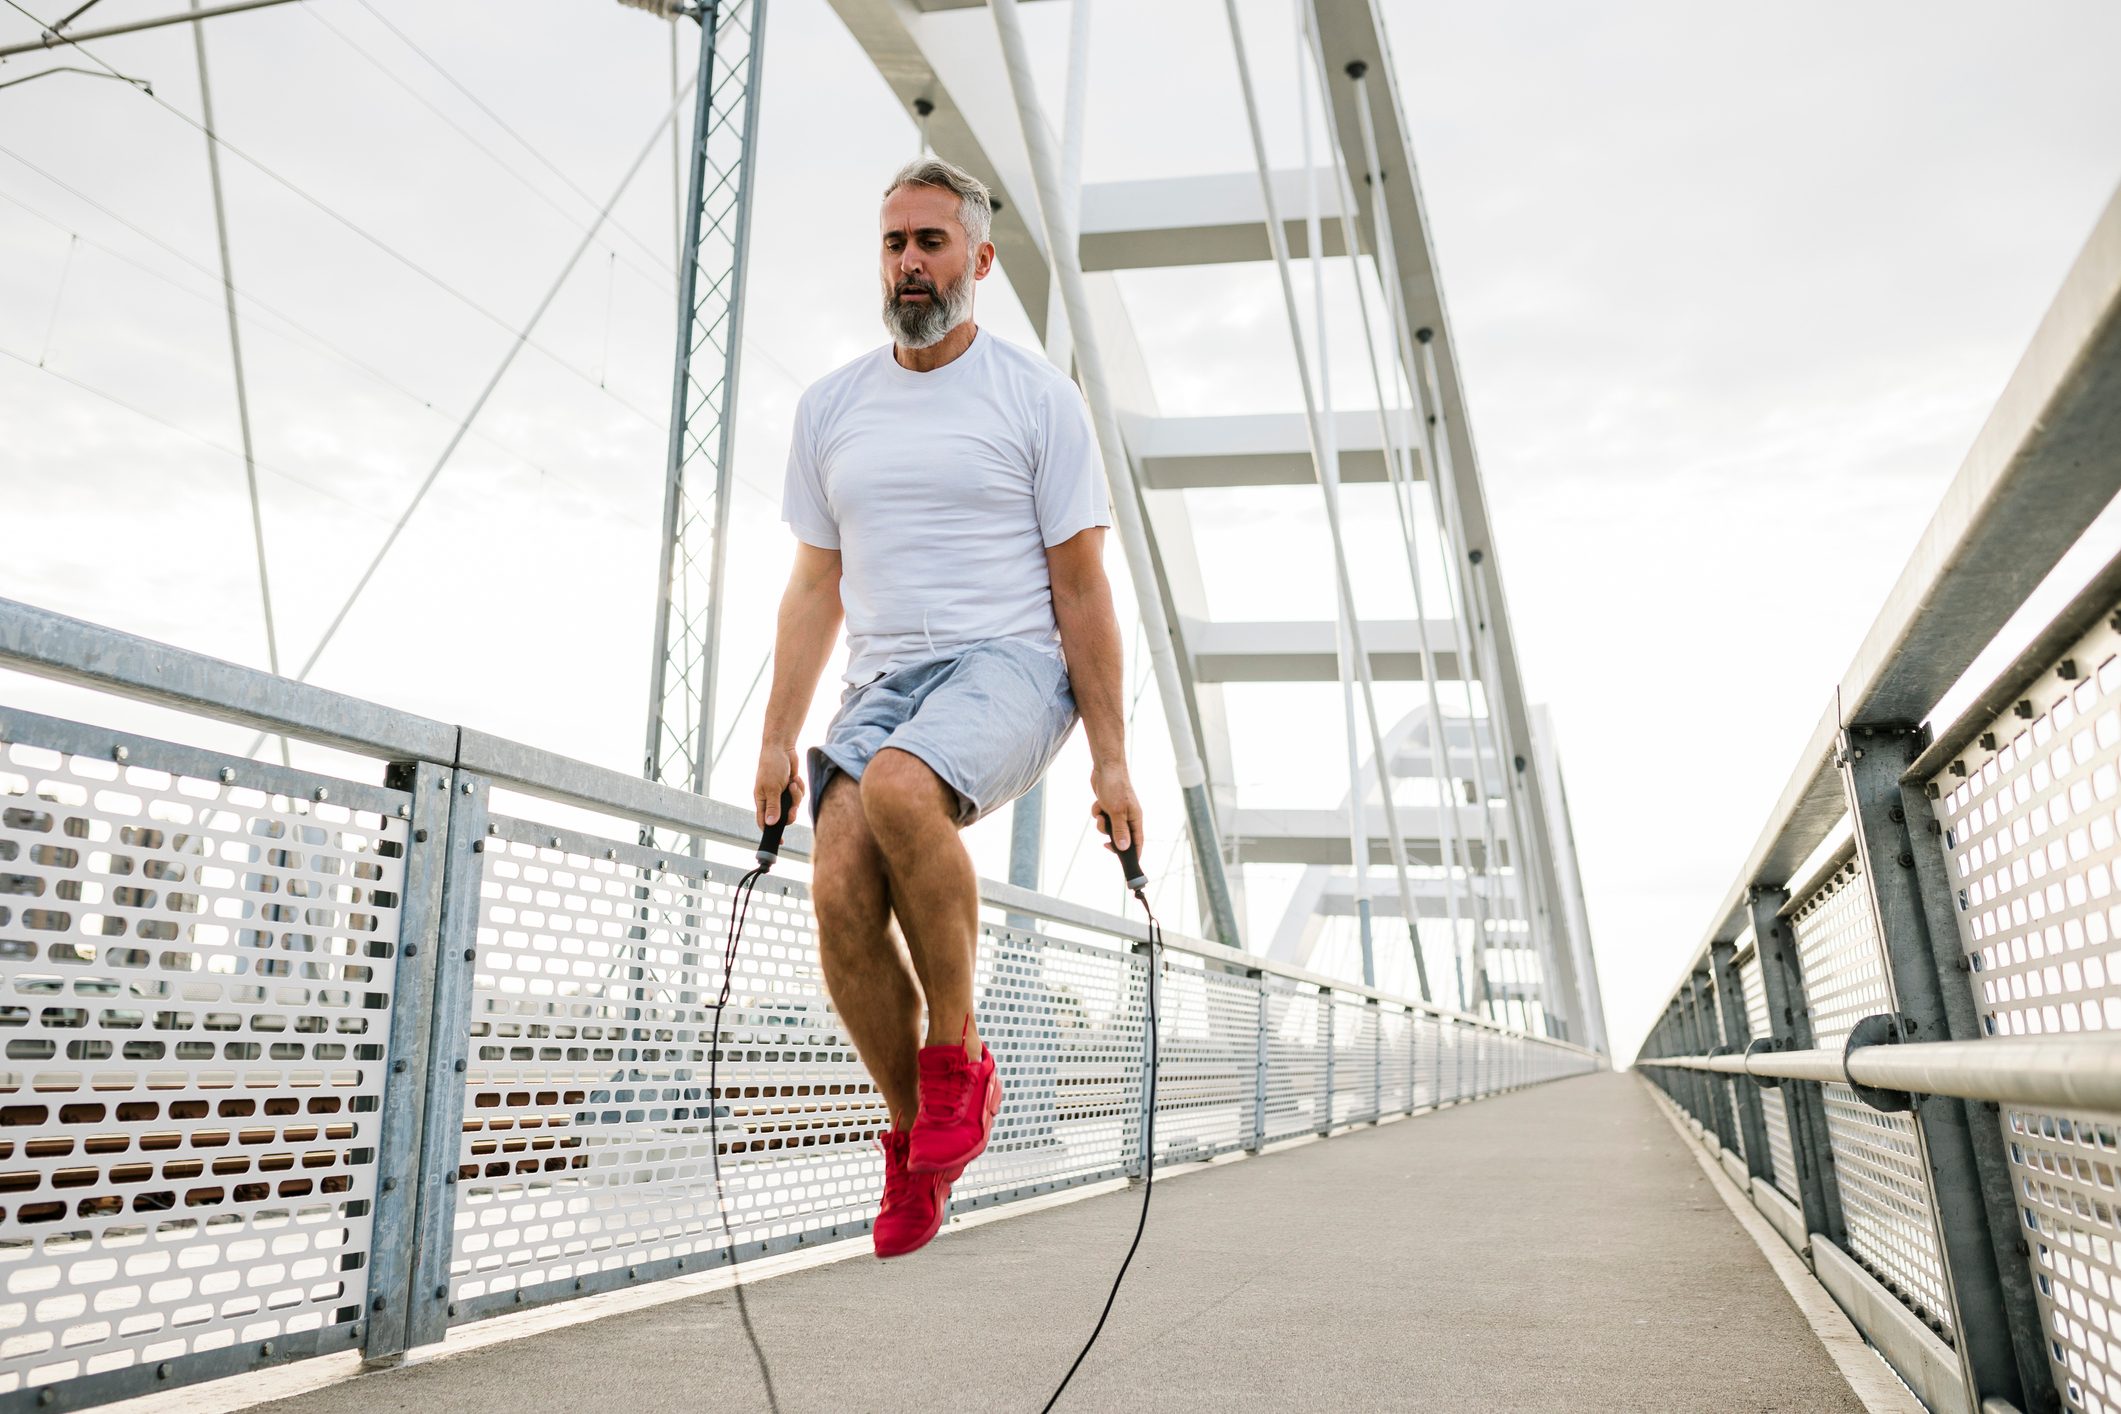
top-left (755, 541), bottom-right (845, 827)
top-left (1046, 527), bottom-right (1143, 855)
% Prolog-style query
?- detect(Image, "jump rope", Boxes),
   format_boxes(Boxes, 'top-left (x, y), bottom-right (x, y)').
top-left (707, 787), bottom-right (1161, 1411)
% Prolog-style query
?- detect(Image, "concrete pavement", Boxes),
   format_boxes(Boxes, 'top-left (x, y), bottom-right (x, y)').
top-left (253, 1072), bottom-right (1869, 1413)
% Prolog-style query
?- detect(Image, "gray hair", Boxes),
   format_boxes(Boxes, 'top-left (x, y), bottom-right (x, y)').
top-left (882, 156), bottom-right (993, 249)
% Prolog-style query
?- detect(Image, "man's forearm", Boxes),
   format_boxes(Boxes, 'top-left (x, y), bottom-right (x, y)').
top-left (1053, 578), bottom-right (1126, 769)
top-left (761, 580), bottom-right (842, 750)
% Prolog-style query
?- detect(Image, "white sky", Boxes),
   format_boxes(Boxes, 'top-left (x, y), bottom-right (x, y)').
top-left (2, 0), bottom-right (2119, 1061)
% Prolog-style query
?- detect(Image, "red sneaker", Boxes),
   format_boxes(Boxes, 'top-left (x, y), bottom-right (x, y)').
top-left (872, 1129), bottom-right (948, 1259)
top-left (908, 1042), bottom-right (1001, 1178)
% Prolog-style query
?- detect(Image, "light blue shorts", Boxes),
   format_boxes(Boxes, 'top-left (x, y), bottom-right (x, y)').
top-left (807, 638), bottom-right (1079, 827)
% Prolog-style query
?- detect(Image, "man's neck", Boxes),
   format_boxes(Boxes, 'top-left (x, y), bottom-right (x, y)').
top-left (894, 321), bottom-right (979, 373)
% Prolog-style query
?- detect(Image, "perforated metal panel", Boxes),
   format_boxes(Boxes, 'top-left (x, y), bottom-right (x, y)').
top-left (449, 819), bottom-right (872, 1313)
top-left (1260, 978), bottom-right (1326, 1143)
top-left (1410, 1011), bottom-right (1440, 1111)
top-left (1330, 997), bottom-right (1379, 1125)
top-left (1931, 615), bottom-right (2121, 1412)
top-left (1738, 949), bottom-right (1796, 1200)
top-left (447, 816), bottom-right (1158, 1317)
top-left (1149, 957), bottom-right (1258, 1164)
top-left (1378, 1007), bottom-right (1411, 1115)
top-left (0, 721), bottom-right (408, 1397)
top-left (1790, 857), bottom-right (1954, 1336)
top-left (979, 922), bottom-right (1143, 1191)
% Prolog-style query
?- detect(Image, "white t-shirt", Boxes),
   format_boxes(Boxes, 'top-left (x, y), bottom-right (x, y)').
top-left (780, 329), bottom-right (1112, 684)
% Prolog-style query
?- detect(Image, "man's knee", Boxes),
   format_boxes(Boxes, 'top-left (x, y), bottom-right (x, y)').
top-left (860, 749), bottom-right (955, 838)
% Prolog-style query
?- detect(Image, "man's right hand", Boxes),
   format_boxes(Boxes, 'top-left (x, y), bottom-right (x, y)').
top-left (755, 743), bottom-right (804, 828)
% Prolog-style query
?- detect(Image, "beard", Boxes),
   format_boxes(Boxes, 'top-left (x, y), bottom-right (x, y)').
top-left (882, 262), bottom-right (977, 349)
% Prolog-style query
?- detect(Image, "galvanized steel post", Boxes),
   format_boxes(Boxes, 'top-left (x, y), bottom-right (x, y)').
top-left (402, 771), bottom-right (491, 1348)
top-left (362, 760), bottom-right (455, 1362)
top-left (1842, 726), bottom-right (2053, 1411)
top-left (1249, 972), bottom-right (1269, 1152)
top-left (1688, 971), bottom-right (1737, 1151)
top-left (1749, 886), bottom-right (1847, 1248)
top-left (1710, 940), bottom-right (1774, 1187)
top-left (1321, 989), bottom-right (1336, 1133)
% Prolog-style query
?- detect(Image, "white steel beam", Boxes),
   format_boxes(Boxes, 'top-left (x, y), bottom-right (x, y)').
top-left (1232, 806), bottom-right (1506, 867)
top-left (1124, 410), bottom-right (1422, 490)
top-left (1185, 617), bottom-right (1465, 683)
top-left (1078, 170), bottom-right (1351, 271)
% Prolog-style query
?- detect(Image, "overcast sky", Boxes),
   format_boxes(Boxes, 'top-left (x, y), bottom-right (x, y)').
top-left (3, 0), bottom-right (2119, 1060)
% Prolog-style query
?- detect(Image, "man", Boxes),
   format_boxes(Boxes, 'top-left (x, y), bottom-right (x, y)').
top-left (754, 156), bottom-right (1143, 1260)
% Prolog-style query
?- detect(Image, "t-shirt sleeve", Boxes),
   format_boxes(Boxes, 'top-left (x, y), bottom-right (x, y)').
top-left (1033, 375), bottom-right (1113, 548)
top-left (780, 393), bottom-right (839, 550)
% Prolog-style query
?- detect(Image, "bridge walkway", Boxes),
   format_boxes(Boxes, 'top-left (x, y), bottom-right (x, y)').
top-left (245, 1073), bottom-right (1881, 1413)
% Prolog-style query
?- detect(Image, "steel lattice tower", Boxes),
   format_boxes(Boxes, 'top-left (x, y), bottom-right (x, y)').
top-left (643, 0), bottom-right (770, 815)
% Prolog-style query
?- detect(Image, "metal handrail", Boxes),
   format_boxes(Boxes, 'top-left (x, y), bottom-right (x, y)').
top-left (0, 594), bottom-right (1597, 1056)
top-left (1640, 1036), bottom-right (2121, 1114)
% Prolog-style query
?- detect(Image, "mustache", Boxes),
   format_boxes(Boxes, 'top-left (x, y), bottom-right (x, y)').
top-left (893, 275), bottom-right (939, 299)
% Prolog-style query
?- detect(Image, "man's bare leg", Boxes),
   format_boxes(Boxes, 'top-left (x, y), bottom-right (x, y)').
top-left (810, 774), bottom-right (924, 1128)
top-left (860, 747), bottom-right (983, 1061)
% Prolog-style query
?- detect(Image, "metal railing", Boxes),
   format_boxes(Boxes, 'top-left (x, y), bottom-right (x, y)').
top-left (1638, 181), bottom-right (2121, 1414)
top-left (0, 597), bottom-right (1598, 1412)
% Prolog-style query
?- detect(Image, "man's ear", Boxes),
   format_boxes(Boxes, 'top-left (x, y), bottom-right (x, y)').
top-left (975, 241), bottom-right (996, 280)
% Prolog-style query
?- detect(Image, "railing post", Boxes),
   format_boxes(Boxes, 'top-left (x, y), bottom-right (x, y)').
top-left (362, 760), bottom-right (456, 1362)
top-left (1370, 999), bottom-right (1383, 1121)
top-left (1249, 970), bottom-right (1268, 1152)
top-left (1135, 940), bottom-right (1159, 1177)
top-left (1415, 1009), bottom-right (1426, 1110)
top-left (1687, 970), bottom-right (1737, 1151)
top-left (1843, 725), bottom-right (2055, 1411)
top-left (400, 770), bottom-right (490, 1349)
top-left (1748, 885), bottom-right (1847, 1249)
top-left (1710, 940), bottom-right (1773, 1187)
top-left (1668, 999), bottom-right (1702, 1123)
top-left (1321, 989), bottom-right (1336, 1133)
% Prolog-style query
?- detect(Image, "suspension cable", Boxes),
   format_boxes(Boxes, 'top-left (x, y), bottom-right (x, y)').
top-left (1296, 3), bottom-right (1475, 1008)
top-left (1218, 0), bottom-right (1428, 1001)
top-left (1340, 60), bottom-right (1518, 1021)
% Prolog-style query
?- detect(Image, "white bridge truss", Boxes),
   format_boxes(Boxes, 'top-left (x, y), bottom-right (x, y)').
top-left (824, 0), bottom-right (1607, 1050)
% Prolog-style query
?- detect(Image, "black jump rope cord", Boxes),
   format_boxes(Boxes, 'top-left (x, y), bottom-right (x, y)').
top-left (713, 792), bottom-right (1156, 1414)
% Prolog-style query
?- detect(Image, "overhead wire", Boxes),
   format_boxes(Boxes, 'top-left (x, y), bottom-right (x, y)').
top-left (0, 176), bottom-right (665, 529)
top-left (33, 230), bottom-right (75, 363)
top-left (0, 344), bottom-right (395, 525)
top-left (304, 1), bottom-right (678, 295)
top-left (1, 0), bottom-right (669, 433)
top-left (189, 0), bottom-right (288, 768)
top-left (349, 0), bottom-right (674, 272)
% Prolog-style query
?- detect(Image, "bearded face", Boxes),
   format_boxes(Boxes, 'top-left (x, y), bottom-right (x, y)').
top-left (882, 258), bottom-right (978, 349)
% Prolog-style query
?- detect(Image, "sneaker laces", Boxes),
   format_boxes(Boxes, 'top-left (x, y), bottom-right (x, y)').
top-left (878, 1134), bottom-right (916, 1211)
top-left (919, 1058), bottom-right (971, 1123)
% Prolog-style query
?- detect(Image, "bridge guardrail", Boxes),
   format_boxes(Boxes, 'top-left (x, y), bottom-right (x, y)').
top-left (1639, 181), bottom-right (2121, 1414)
top-left (0, 598), bottom-right (1597, 1412)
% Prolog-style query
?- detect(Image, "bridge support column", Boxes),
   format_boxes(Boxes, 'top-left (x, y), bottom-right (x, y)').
top-left (1710, 940), bottom-right (1773, 1187)
top-left (1842, 726), bottom-right (2055, 1412)
top-left (1748, 886), bottom-right (1847, 1251)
